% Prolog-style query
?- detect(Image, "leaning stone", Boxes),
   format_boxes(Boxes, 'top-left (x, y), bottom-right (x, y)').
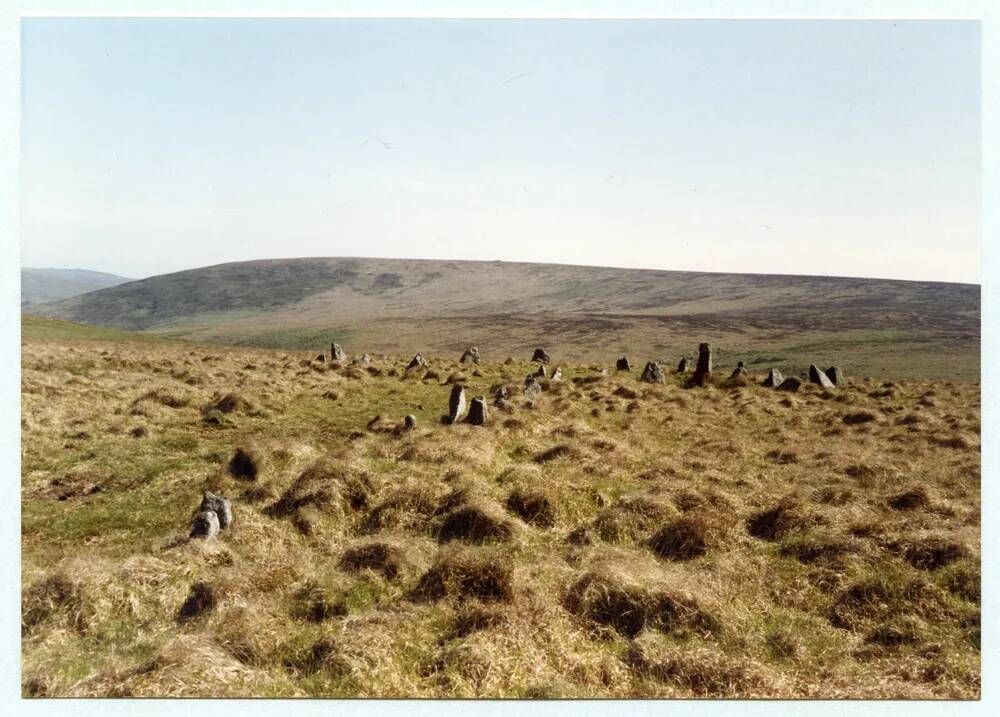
top-left (692, 343), bottom-right (712, 386)
top-left (676, 357), bottom-right (691, 373)
top-left (404, 414), bottom-right (417, 429)
top-left (315, 354), bottom-right (326, 363)
top-left (200, 491), bottom-right (233, 530)
top-left (616, 357), bottom-right (631, 371)
top-left (531, 348), bottom-right (551, 364)
top-left (825, 366), bottom-right (845, 386)
top-left (730, 361), bottom-right (748, 379)
top-left (448, 385), bottom-right (467, 424)
top-left (640, 361), bottom-right (665, 384)
top-left (777, 377), bottom-right (802, 392)
top-left (407, 354), bottom-right (427, 370)
top-left (550, 366), bottom-right (563, 382)
top-left (460, 347), bottom-right (481, 365)
top-left (762, 368), bottom-right (784, 387)
top-left (809, 364), bottom-right (835, 389)
top-left (534, 364), bottom-right (547, 378)
top-left (331, 343), bottom-right (347, 361)
top-left (190, 510), bottom-right (220, 540)
top-left (467, 398), bottom-right (488, 426)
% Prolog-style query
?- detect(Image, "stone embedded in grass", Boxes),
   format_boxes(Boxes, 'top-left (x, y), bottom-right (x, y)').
top-left (762, 368), bottom-right (784, 387)
top-left (616, 357), bottom-right (631, 371)
top-left (492, 385), bottom-right (510, 407)
top-left (314, 354), bottom-right (325, 363)
top-left (640, 361), bottom-right (665, 384)
top-left (447, 385), bottom-right (467, 425)
top-left (534, 364), bottom-right (547, 378)
top-left (523, 377), bottom-right (543, 401)
top-left (403, 414), bottom-right (417, 430)
top-left (825, 366), bottom-right (845, 386)
top-left (460, 346), bottom-right (481, 365)
top-left (550, 366), bottom-right (563, 382)
top-left (730, 361), bottom-right (748, 378)
top-left (190, 510), bottom-right (220, 540)
top-left (776, 377), bottom-right (801, 392)
top-left (531, 348), bottom-right (551, 364)
top-left (406, 354), bottom-right (427, 370)
top-left (690, 343), bottom-right (712, 387)
top-left (809, 365), bottom-right (835, 389)
top-left (467, 397), bottom-right (488, 426)
top-left (676, 357), bottom-right (691, 373)
top-left (200, 491), bottom-right (233, 530)
top-left (331, 342), bottom-right (346, 361)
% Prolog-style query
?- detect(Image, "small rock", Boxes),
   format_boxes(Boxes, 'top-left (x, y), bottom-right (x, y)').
top-left (809, 364), bottom-right (835, 389)
top-left (676, 357), bottom-right (691, 373)
top-left (467, 398), bottom-right (488, 426)
top-left (355, 353), bottom-right (373, 365)
top-left (762, 368), bottom-right (784, 387)
top-left (531, 348), bottom-right (551, 364)
top-left (730, 361), bottom-right (748, 378)
top-left (200, 491), bottom-right (233, 530)
top-left (407, 354), bottom-right (427, 370)
top-left (190, 510), bottom-right (220, 540)
top-left (404, 414), bottom-right (417, 429)
top-left (315, 354), bottom-right (326, 363)
top-left (331, 343), bottom-right (347, 361)
top-left (777, 377), bottom-right (802, 392)
top-left (448, 385), bottom-right (467, 424)
top-left (460, 347), bottom-right (481, 365)
top-left (640, 361), bottom-right (665, 384)
top-left (551, 366), bottom-right (563, 382)
top-left (616, 357), bottom-right (631, 371)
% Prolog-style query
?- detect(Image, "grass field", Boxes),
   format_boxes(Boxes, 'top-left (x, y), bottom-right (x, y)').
top-left (21, 318), bottom-right (980, 698)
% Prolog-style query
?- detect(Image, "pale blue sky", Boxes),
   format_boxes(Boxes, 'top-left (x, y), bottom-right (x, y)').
top-left (20, 18), bottom-right (980, 282)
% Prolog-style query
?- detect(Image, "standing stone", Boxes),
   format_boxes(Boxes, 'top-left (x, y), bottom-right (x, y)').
top-left (762, 368), bottom-right (784, 388)
top-left (523, 377), bottom-right (543, 400)
top-left (551, 366), bottom-right (563, 382)
top-left (809, 364), bottom-right (835, 389)
top-left (356, 353), bottom-right (373, 364)
top-left (676, 357), bottom-right (691, 373)
top-left (640, 361), bottom-right (665, 384)
top-left (331, 343), bottom-right (347, 361)
top-left (692, 343), bottom-right (712, 386)
top-left (777, 376), bottom-right (802, 392)
top-left (534, 364), bottom-right (547, 378)
top-left (493, 385), bottom-right (510, 407)
top-left (616, 357), bottom-right (631, 371)
top-left (460, 347), bottom-right (481, 365)
top-left (190, 510), bottom-right (220, 540)
top-left (200, 491), bottom-right (233, 530)
top-left (825, 366), bottom-right (845, 386)
top-left (467, 398), bottom-right (488, 426)
top-left (407, 354), bottom-right (427, 370)
top-left (730, 361), bottom-right (748, 379)
top-left (315, 354), bottom-right (326, 363)
top-left (531, 348), bottom-right (551, 364)
top-left (448, 385), bottom-right (467, 424)
top-left (404, 414), bottom-right (417, 429)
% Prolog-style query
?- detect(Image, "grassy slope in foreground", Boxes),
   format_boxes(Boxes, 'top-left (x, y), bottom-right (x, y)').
top-left (21, 331), bottom-right (981, 698)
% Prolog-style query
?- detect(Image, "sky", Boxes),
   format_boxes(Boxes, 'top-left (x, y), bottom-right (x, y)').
top-left (20, 18), bottom-right (981, 283)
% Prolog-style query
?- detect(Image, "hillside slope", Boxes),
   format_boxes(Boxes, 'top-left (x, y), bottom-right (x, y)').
top-left (28, 258), bottom-right (981, 380)
top-left (21, 268), bottom-right (133, 307)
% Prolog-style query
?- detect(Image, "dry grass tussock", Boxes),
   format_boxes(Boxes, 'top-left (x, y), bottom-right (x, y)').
top-left (21, 335), bottom-right (980, 698)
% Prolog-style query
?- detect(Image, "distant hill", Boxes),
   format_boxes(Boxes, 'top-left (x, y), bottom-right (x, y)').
top-left (27, 257), bottom-right (981, 380)
top-left (21, 268), bottom-right (133, 307)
